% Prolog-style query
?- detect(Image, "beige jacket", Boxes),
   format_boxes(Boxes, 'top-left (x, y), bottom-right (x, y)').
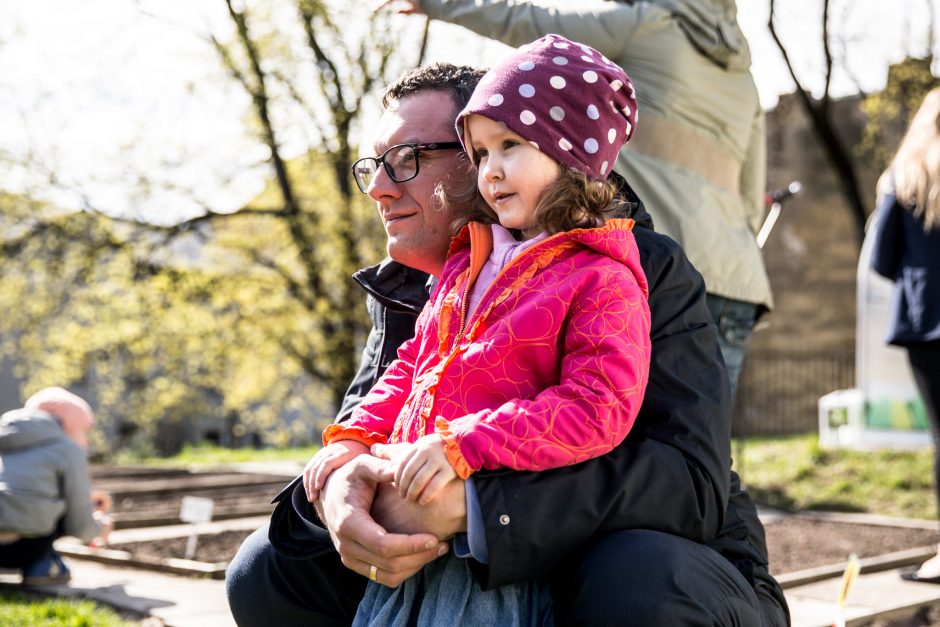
top-left (421, 0), bottom-right (772, 308)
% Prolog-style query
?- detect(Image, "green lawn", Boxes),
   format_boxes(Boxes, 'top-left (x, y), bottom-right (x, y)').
top-left (735, 434), bottom-right (937, 520)
top-left (0, 589), bottom-right (135, 626)
top-left (112, 442), bottom-right (319, 467)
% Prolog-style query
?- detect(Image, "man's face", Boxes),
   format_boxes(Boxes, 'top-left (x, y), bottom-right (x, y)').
top-left (365, 91), bottom-right (465, 277)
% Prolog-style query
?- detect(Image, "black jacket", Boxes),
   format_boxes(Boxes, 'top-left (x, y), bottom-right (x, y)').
top-left (332, 206), bottom-right (787, 624)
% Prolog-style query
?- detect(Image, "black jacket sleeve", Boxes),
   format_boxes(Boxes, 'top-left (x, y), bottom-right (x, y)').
top-left (869, 194), bottom-right (904, 281)
top-left (471, 228), bottom-right (732, 588)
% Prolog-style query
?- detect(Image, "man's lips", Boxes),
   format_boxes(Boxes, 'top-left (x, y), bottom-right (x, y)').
top-left (383, 210), bottom-right (417, 226)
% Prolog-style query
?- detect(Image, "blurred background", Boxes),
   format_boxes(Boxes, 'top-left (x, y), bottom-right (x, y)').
top-left (0, 0), bottom-right (937, 458)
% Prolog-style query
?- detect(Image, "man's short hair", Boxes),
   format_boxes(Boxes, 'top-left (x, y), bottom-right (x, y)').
top-left (382, 63), bottom-right (486, 111)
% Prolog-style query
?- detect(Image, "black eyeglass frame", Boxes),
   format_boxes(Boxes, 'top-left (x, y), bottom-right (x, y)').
top-left (351, 141), bottom-right (463, 193)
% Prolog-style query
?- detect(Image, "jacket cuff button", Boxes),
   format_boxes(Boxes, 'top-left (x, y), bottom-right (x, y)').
top-left (499, 514), bottom-right (510, 525)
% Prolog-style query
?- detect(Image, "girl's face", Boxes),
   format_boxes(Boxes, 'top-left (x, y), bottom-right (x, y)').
top-left (466, 114), bottom-right (560, 238)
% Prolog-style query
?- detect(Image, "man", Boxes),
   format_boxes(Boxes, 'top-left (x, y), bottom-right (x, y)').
top-left (226, 63), bottom-right (789, 626)
top-left (379, 0), bottom-right (772, 394)
top-left (0, 387), bottom-right (111, 585)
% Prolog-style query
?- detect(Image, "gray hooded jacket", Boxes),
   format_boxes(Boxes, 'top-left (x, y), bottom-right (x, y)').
top-left (0, 408), bottom-right (99, 542)
top-left (419, 0), bottom-right (772, 308)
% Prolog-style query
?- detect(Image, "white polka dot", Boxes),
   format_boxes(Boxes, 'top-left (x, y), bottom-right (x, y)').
top-left (518, 60), bottom-right (535, 71)
top-left (553, 42), bottom-right (570, 49)
top-left (559, 138), bottom-right (573, 151)
top-left (519, 84), bottom-right (535, 98)
top-left (608, 128), bottom-right (617, 143)
top-left (625, 121), bottom-right (633, 136)
top-left (586, 104), bottom-right (600, 120)
top-left (581, 55), bottom-right (595, 63)
top-left (520, 110), bottom-right (536, 125)
top-left (600, 161), bottom-right (609, 175)
top-left (610, 79), bottom-right (623, 92)
top-left (550, 106), bottom-right (565, 121)
top-left (580, 44), bottom-right (592, 53)
top-left (585, 138), bottom-right (599, 154)
top-left (622, 104), bottom-right (632, 116)
top-left (583, 71), bottom-right (598, 83)
top-left (550, 76), bottom-right (566, 89)
top-left (553, 56), bottom-right (569, 66)
top-left (529, 141), bottom-right (539, 150)
top-left (488, 93), bottom-right (504, 106)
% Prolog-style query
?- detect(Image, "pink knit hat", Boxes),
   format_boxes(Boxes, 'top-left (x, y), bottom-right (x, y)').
top-left (25, 387), bottom-right (95, 450)
top-left (457, 33), bottom-right (638, 180)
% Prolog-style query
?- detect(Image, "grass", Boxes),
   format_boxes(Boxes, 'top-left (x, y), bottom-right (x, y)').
top-left (0, 589), bottom-right (135, 626)
top-left (735, 434), bottom-right (937, 520)
top-left (112, 442), bottom-right (319, 467)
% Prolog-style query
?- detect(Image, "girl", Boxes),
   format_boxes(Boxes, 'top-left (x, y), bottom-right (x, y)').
top-left (307, 34), bottom-right (650, 625)
top-left (871, 87), bottom-right (940, 585)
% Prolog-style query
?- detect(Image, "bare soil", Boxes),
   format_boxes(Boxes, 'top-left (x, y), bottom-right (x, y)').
top-left (106, 515), bottom-right (939, 578)
top-left (765, 517), bottom-right (938, 576)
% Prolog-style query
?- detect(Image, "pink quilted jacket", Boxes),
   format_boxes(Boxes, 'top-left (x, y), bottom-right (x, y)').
top-left (324, 218), bottom-right (651, 478)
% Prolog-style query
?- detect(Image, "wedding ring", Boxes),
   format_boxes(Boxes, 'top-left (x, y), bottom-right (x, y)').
top-left (369, 564), bottom-right (378, 582)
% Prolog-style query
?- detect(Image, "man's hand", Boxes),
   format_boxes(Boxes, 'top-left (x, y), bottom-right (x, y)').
top-left (318, 454), bottom-right (448, 587)
top-left (372, 0), bottom-right (424, 15)
top-left (303, 440), bottom-right (369, 502)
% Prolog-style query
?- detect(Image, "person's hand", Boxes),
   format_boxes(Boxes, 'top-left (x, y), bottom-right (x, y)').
top-left (372, 0), bottom-right (424, 15)
top-left (372, 476), bottom-right (468, 540)
top-left (91, 510), bottom-right (113, 546)
top-left (304, 440), bottom-right (370, 502)
top-left (318, 454), bottom-right (448, 587)
top-left (390, 434), bottom-right (458, 504)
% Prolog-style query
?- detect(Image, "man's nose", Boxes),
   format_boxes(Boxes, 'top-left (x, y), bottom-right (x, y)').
top-left (367, 164), bottom-right (402, 202)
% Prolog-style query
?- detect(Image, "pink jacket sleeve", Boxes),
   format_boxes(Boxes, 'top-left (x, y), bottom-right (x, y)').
top-left (438, 266), bottom-right (651, 477)
top-left (322, 307), bottom-right (429, 447)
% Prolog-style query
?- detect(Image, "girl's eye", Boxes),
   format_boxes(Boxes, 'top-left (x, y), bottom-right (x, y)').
top-left (503, 140), bottom-right (519, 150)
top-left (475, 148), bottom-right (489, 159)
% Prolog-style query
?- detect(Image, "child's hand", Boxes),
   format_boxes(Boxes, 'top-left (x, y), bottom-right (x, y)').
top-left (394, 434), bottom-right (458, 505)
top-left (304, 440), bottom-right (370, 502)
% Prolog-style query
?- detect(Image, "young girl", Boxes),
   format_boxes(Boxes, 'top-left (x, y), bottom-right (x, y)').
top-left (306, 34), bottom-right (649, 626)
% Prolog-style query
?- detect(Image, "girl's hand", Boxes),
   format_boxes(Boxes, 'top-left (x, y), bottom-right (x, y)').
top-left (393, 434), bottom-right (458, 505)
top-left (304, 440), bottom-right (370, 502)
top-left (373, 0), bottom-right (424, 15)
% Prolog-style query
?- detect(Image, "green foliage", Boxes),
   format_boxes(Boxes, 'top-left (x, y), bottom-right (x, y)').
top-left (0, 589), bottom-right (134, 627)
top-left (0, 1), bottom-right (428, 455)
top-left (736, 434), bottom-right (936, 519)
top-left (858, 57), bottom-right (940, 177)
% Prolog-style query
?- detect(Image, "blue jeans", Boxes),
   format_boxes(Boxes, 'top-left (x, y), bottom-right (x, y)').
top-left (706, 294), bottom-right (759, 400)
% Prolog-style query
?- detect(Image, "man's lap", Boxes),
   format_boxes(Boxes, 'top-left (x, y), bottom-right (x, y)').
top-left (551, 529), bottom-right (768, 626)
top-left (227, 525), bottom-right (776, 627)
top-left (226, 525), bottom-right (365, 627)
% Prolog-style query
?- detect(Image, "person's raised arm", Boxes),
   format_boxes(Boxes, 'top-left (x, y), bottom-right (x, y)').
top-left (469, 228), bottom-right (731, 588)
top-left (403, 0), bottom-right (643, 59)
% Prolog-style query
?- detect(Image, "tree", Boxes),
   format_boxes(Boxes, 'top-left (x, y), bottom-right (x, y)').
top-left (0, 0), bottom-right (433, 452)
top-left (767, 0), bottom-right (938, 242)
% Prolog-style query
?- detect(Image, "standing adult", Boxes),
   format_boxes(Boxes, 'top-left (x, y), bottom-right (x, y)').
top-left (870, 87), bottom-right (940, 584)
top-left (379, 0), bottom-right (772, 394)
top-left (0, 387), bottom-right (111, 585)
top-left (226, 63), bottom-right (788, 626)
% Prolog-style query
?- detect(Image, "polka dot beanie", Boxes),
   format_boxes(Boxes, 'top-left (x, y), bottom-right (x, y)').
top-left (457, 33), bottom-right (638, 181)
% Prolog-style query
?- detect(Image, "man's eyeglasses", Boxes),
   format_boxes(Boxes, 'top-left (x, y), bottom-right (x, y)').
top-left (351, 142), bottom-right (463, 194)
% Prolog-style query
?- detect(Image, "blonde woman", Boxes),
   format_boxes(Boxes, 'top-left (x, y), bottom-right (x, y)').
top-left (871, 86), bottom-right (940, 583)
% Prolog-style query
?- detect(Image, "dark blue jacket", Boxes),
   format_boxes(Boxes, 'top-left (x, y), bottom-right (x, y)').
top-left (870, 193), bottom-right (940, 346)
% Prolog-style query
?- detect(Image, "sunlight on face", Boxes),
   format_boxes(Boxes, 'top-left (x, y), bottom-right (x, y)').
top-left (466, 114), bottom-right (560, 239)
